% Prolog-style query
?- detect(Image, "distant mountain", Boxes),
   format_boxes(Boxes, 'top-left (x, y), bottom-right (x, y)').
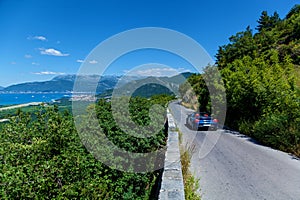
top-left (4, 79), bottom-right (74, 93)
top-left (0, 86), bottom-right (4, 91)
top-left (110, 72), bottom-right (194, 98)
top-left (1, 72), bottom-right (193, 95)
top-left (132, 83), bottom-right (174, 98)
top-left (2, 75), bottom-right (143, 93)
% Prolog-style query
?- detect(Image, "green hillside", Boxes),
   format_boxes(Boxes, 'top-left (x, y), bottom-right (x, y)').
top-left (0, 95), bottom-right (174, 199)
top-left (105, 72), bottom-right (193, 98)
top-left (180, 4), bottom-right (300, 156)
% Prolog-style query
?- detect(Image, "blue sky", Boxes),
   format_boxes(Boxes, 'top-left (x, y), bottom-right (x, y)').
top-left (0, 0), bottom-right (297, 86)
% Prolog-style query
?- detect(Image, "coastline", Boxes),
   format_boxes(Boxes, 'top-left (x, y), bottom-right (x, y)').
top-left (0, 102), bottom-right (43, 112)
top-left (0, 93), bottom-right (71, 106)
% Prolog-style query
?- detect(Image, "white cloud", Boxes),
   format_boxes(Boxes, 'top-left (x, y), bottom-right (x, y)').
top-left (134, 67), bottom-right (178, 77)
top-left (27, 35), bottom-right (47, 41)
top-left (33, 71), bottom-right (65, 75)
top-left (39, 48), bottom-right (69, 56)
top-left (89, 60), bottom-right (98, 64)
top-left (24, 54), bottom-right (32, 59)
top-left (177, 67), bottom-right (191, 73)
top-left (11, 61), bottom-right (16, 65)
top-left (76, 59), bottom-right (84, 63)
top-left (32, 62), bottom-right (40, 66)
top-left (177, 67), bottom-right (186, 71)
top-left (34, 36), bottom-right (47, 41)
top-left (123, 64), bottom-right (190, 77)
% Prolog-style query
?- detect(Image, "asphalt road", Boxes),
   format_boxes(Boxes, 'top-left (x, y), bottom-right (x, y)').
top-left (169, 101), bottom-right (300, 200)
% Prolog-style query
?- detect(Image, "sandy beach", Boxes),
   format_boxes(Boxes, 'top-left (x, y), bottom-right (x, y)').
top-left (0, 102), bottom-right (43, 112)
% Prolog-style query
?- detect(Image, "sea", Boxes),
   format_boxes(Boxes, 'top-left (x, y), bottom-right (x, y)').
top-left (0, 93), bottom-right (72, 106)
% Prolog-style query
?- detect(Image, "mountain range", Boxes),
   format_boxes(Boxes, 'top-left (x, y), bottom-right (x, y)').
top-left (1, 75), bottom-right (140, 93)
top-left (1, 72), bottom-right (193, 96)
top-left (113, 72), bottom-right (193, 98)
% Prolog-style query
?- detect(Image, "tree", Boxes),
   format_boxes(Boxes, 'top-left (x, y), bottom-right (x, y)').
top-left (286, 4), bottom-right (300, 19)
top-left (188, 5), bottom-right (300, 156)
top-left (216, 26), bottom-right (256, 69)
top-left (0, 95), bottom-right (174, 198)
top-left (256, 11), bottom-right (281, 32)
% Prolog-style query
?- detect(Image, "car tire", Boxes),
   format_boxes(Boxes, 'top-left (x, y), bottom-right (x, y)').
top-left (192, 124), bottom-right (197, 130)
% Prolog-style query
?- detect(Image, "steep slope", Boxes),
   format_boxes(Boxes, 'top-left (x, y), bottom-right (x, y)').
top-left (108, 72), bottom-right (194, 98)
top-left (180, 4), bottom-right (300, 156)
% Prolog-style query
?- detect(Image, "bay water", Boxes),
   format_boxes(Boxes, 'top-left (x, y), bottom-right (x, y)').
top-left (0, 93), bottom-right (71, 106)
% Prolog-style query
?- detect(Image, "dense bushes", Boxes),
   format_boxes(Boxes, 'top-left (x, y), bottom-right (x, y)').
top-left (0, 95), bottom-right (174, 199)
top-left (219, 5), bottom-right (300, 156)
top-left (180, 5), bottom-right (300, 156)
top-left (251, 112), bottom-right (300, 152)
top-left (0, 108), bottom-right (111, 199)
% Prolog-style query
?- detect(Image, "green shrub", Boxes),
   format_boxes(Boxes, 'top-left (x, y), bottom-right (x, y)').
top-left (252, 112), bottom-right (300, 155)
top-left (0, 95), bottom-right (173, 199)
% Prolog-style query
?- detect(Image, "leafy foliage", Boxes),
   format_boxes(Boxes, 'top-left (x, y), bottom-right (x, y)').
top-left (0, 94), bottom-right (174, 199)
top-left (256, 11), bottom-right (281, 32)
top-left (132, 83), bottom-right (174, 98)
top-left (180, 4), bottom-right (300, 156)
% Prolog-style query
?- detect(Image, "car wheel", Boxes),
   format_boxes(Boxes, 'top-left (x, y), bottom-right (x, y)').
top-left (211, 127), bottom-right (217, 131)
top-left (192, 124), bottom-right (197, 130)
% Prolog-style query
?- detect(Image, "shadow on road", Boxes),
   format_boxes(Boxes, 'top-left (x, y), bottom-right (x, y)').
top-left (223, 129), bottom-right (300, 161)
top-left (185, 123), bottom-right (213, 131)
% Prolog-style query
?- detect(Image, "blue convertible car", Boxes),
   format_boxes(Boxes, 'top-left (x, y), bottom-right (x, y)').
top-left (186, 112), bottom-right (218, 131)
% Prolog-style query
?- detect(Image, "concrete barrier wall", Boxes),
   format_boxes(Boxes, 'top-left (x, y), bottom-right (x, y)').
top-left (159, 109), bottom-right (185, 200)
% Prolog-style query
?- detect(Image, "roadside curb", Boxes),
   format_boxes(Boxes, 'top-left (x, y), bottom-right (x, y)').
top-left (159, 109), bottom-right (185, 200)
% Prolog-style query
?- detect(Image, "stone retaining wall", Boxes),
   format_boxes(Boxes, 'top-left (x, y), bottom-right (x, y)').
top-left (158, 109), bottom-right (185, 200)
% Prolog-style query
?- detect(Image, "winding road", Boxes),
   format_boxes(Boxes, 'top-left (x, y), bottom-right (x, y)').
top-left (169, 101), bottom-right (300, 200)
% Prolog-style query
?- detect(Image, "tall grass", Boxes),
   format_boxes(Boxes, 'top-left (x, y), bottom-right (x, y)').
top-left (180, 141), bottom-right (201, 200)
